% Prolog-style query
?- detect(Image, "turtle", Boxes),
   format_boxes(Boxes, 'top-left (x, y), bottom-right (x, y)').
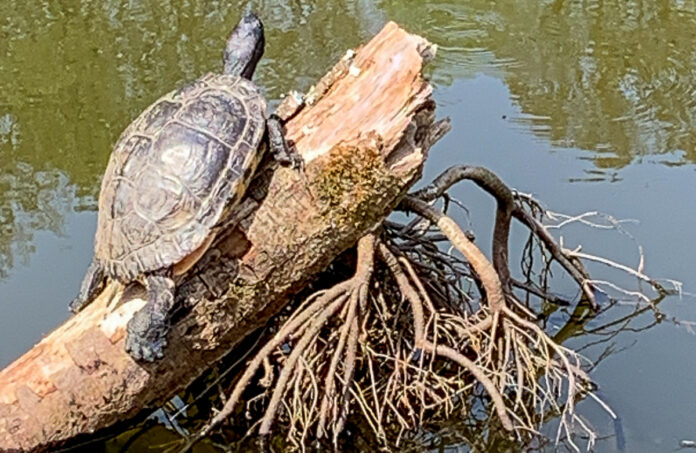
top-left (69, 12), bottom-right (300, 362)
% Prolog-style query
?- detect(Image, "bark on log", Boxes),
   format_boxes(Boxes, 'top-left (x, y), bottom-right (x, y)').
top-left (0, 22), bottom-right (448, 452)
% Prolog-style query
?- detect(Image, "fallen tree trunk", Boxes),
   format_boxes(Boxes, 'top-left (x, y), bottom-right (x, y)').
top-left (0, 22), bottom-right (448, 451)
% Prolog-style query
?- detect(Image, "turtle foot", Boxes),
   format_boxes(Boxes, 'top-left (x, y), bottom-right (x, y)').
top-left (267, 113), bottom-right (304, 170)
top-left (125, 311), bottom-right (168, 362)
top-left (125, 333), bottom-right (167, 362)
top-left (281, 143), bottom-right (304, 171)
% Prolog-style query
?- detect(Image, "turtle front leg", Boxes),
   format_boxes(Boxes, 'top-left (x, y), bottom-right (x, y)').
top-left (69, 258), bottom-right (107, 313)
top-left (267, 114), bottom-right (303, 169)
top-left (125, 269), bottom-right (175, 362)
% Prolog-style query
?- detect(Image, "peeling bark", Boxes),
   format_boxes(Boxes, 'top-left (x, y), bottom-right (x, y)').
top-left (0, 22), bottom-right (449, 451)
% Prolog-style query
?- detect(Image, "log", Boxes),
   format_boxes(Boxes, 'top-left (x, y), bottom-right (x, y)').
top-left (0, 22), bottom-right (448, 452)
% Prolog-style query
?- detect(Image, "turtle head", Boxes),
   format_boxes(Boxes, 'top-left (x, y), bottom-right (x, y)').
top-left (223, 12), bottom-right (265, 79)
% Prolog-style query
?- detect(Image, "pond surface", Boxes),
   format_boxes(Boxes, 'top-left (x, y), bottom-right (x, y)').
top-left (1, 1), bottom-right (695, 451)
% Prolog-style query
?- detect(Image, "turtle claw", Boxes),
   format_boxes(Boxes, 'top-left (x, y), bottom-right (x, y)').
top-left (125, 310), bottom-right (169, 362)
top-left (283, 145), bottom-right (304, 171)
top-left (125, 330), bottom-right (167, 362)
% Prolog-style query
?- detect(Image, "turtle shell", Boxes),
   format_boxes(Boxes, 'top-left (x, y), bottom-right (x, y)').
top-left (95, 73), bottom-right (267, 282)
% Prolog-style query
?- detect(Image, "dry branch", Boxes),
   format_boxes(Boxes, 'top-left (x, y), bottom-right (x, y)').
top-left (0, 22), bottom-right (449, 452)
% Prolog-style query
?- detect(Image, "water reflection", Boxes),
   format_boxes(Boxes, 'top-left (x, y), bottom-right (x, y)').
top-left (382, 0), bottom-right (696, 168)
top-left (0, 162), bottom-right (82, 279)
top-left (2, 0), bottom-right (696, 278)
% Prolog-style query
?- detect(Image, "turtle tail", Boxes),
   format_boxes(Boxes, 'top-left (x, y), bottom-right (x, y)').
top-left (69, 258), bottom-right (107, 313)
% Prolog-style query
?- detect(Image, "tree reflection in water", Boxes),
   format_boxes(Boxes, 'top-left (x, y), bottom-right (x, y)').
top-left (2, 0), bottom-right (696, 278)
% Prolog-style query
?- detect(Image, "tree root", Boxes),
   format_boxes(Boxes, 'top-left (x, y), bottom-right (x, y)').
top-left (189, 235), bottom-right (376, 449)
top-left (181, 165), bottom-right (670, 452)
top-left (409, 165), bottom-right (599, 309)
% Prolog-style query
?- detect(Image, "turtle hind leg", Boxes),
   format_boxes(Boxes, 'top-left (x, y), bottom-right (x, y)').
top-left (125, 269), bottom-right (175, 362)
top-left (69, 258), bottom-right (107, 313)
top-left (267, 114), bottom-right (303, 169)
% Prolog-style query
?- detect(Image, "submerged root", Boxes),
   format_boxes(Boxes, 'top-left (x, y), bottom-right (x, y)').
top-left (181, 165), bottom-right (671, 452)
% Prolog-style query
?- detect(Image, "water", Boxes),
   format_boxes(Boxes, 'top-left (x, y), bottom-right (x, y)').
top-left (1, 1), bottom-right (695, 451)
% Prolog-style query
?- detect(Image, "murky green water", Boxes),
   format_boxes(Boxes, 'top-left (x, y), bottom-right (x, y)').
top-left (1, 1), bottom-right (695, 451)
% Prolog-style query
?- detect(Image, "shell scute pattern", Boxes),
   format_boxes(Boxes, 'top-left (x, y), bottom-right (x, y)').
top-left (177, 92), bottom-right (251, 146)
top-left (118, 136), bottom-right (152, 176)
top-left (139, 100), bottom-right (182, 135)
top-left (174, 222), bottom-right (207, 255)
top-left (151, 124), bottom-right (226, 197)
top-left (133, 165), bottom-right (183, 222)
top-left (109, 177), bottom-right (135, 220)
top-left (229, 141), bottom-right (254, 178)
top-left (95, 73), bottom-right (267, 281)
top-left (171, 78), bottom-right (214, 102)
top-left (106, 221), bottom-right (128, 260)
top-left (121, 213), bottom-right (159, 248)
